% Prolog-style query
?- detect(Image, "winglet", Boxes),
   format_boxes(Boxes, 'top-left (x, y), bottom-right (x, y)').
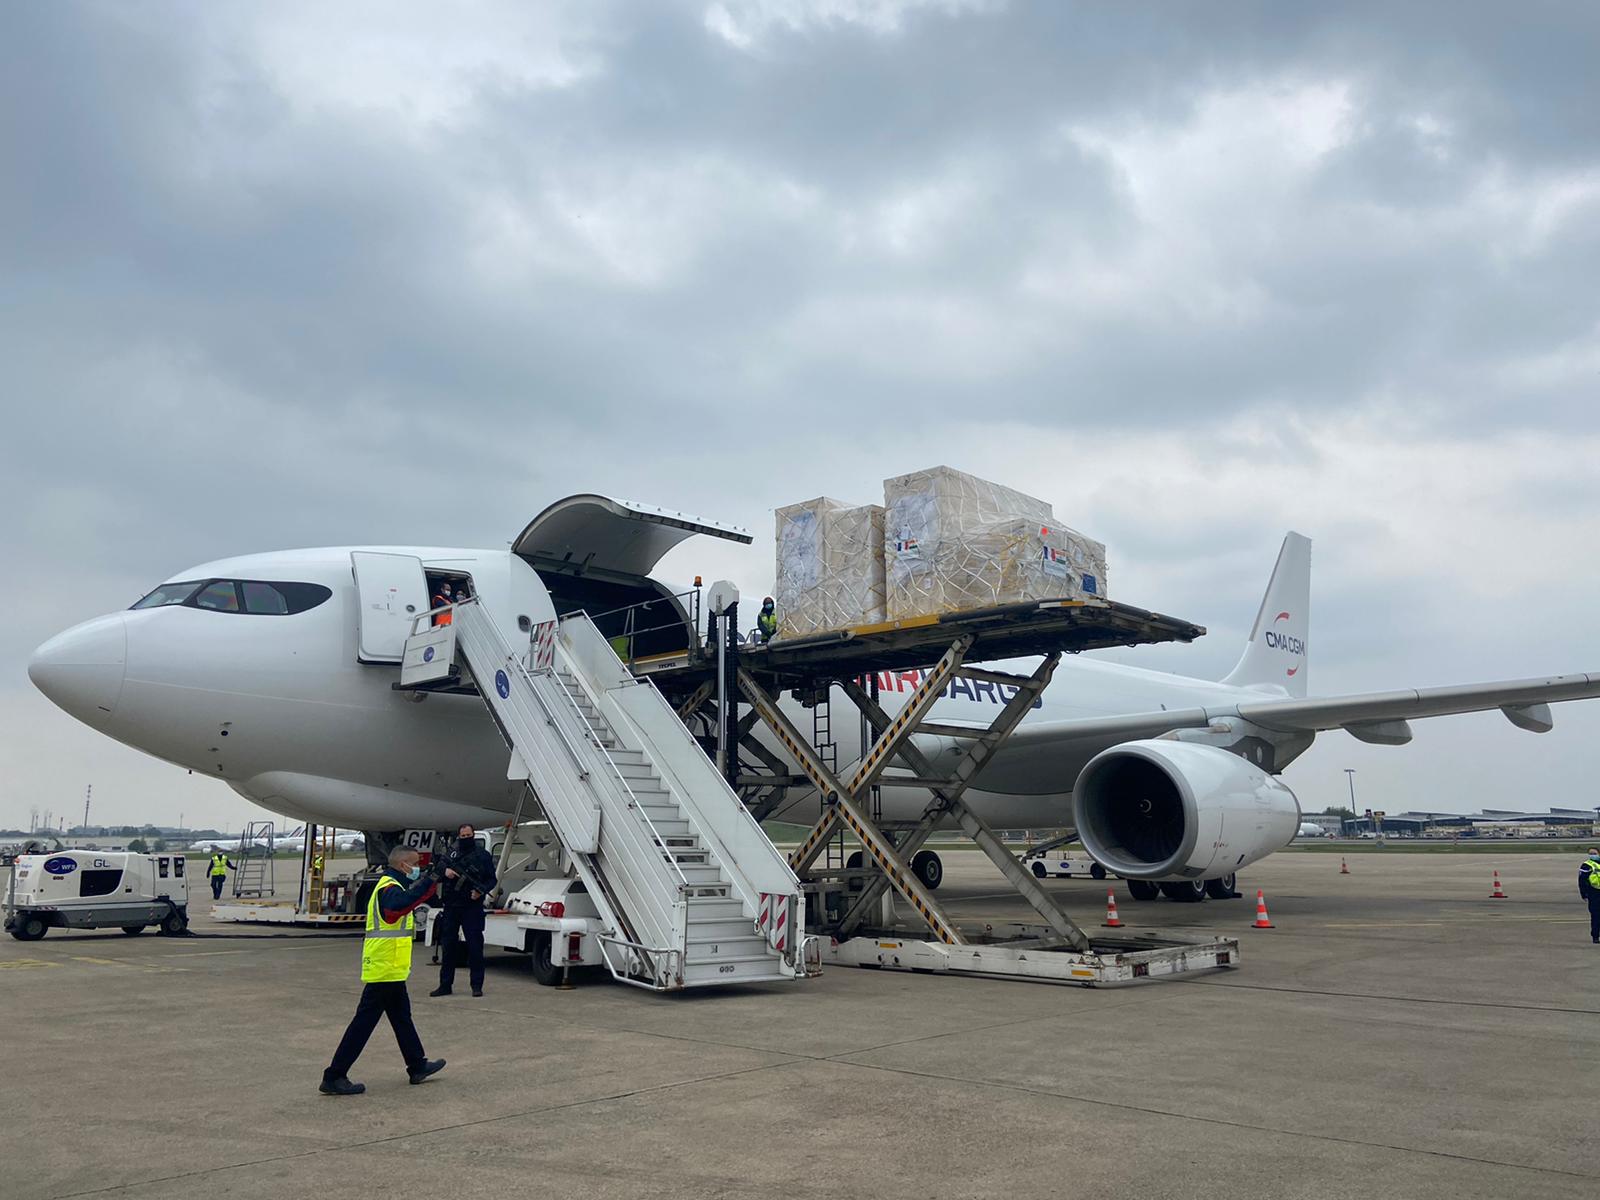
top-left (1223, 532), bottom-right (1312, 697)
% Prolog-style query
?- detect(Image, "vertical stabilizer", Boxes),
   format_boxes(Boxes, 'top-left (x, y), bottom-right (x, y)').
top-left (1222, 532), bottom-right (1311, 697)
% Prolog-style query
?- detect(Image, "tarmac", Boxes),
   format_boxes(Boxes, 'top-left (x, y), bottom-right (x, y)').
top-left (2, 849), bottom-right (1596, 1199)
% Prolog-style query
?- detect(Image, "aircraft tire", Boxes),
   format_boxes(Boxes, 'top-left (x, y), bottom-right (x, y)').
top-left (1126, 880), bottom-right (1160, 902)
top-left (911, 851), bottom-right (943, 891)
top-left (1031, 862), bottom-right (1047, 878)
top-left (1204, 873), bottom-right (1238, 900)
top-left (529, 932), bottom-right (562, 987)
top-left (1160, 880), bottom-right (1208, 903)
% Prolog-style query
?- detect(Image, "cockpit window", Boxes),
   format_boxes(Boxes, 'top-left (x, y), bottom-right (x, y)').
top-left (130, 579), bottom-right (332, 615)
top-left (132, 581), bottom-right (202, 609)
top-left (240, 581), bottom-right (288, 614)
top-left (195, 581), bottom-right (242, 612)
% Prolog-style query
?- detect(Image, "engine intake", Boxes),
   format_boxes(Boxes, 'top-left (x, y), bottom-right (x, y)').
top-left (1073, 740), bottom-right (1299, 880)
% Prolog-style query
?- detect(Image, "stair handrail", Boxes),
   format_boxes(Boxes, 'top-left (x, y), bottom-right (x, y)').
top-left (451, 602), bottom-right (689, 955)
top-left (530, 667), bottom-right (691, 893)
top-left (557, 613), bottom-right (800, 916)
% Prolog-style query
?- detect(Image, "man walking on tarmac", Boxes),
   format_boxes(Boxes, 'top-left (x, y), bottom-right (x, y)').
top-left (320, 847), bottom-right (445, 1096)
top-left (208, 851), bottom-right (235, 900)
top-left (1580, 847), bottom-right (1600, 944)
top-left (429, 824), bottom-right (497, 998)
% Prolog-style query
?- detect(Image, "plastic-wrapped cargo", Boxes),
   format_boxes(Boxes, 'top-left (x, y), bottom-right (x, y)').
top-left (883, 466), bottom-right (1107, 617)
top-left (773, 498), bottom-right (887, 637)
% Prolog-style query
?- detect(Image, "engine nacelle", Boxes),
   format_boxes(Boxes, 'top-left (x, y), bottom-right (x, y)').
top-left (1073, 740), bottom-right (1300, 881)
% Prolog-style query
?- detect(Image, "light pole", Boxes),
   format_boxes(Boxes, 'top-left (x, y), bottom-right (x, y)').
top-left (1344, 768), bottom-right (1358, 833)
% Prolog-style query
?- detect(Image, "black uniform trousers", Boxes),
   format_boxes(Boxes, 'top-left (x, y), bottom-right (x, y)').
top-left (434, 904), bottom-right (487, 991)
top-left (210, 875), bottom-right (225, 899)
top-left (325, 981), bottom-right (425, 1080)
top-left (1588, 894), bottom-right (1600, 941)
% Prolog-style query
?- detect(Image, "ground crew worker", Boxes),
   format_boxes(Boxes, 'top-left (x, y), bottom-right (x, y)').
top-left (429, 825), bottom-right (498, 998)
top-left (756, 597), bottom-right (778, 644)
top-left (1580, 847), bottom-right (1600, 945)
top-left (319, 847), bottom-right (445, 1096)
top-left (431, 582), bottom-right (454, 627)
top-left (208, 852), bottom-right (235, 900)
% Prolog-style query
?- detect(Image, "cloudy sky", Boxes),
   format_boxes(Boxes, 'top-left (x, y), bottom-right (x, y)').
top-left (5, 1), bottom-right (1599, 833)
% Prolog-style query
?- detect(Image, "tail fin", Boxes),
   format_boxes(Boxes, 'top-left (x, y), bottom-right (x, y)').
top-left (1222, 531), bottom-right (1311, 697)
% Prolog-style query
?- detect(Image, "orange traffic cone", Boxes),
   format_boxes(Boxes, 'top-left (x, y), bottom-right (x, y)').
top-left (1339, 857), bottom-right (1350, 875)
top-left (1490, 869), bottom-right (1507, 899)
top-left (1250, 889), bottom-right (1275, 929)
top-left (1102, 889), bottom-right (1124, 928)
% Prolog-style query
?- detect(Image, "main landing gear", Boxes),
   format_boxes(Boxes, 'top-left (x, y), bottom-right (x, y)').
top-left (1127, 872), bottom-right (1238, 903)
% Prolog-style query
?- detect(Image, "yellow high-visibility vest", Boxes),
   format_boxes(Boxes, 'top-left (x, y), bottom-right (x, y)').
top-left (209, 854), bottom-right (228, 877)
top-left (360, 876), bottom-right (414, 983)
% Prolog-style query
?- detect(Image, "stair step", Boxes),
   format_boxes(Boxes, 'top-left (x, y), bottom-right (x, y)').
top-left (687, 933), bottom-right (771, 954)
top-left (645, 821), bottom-right (693, 837)
top-left (686, 898), bottom-right (748, 921)
top-left (682, 957), bottom-right (789, 986)
top-left (613, 762), bottom-right (656, 780)
top-left (679, 866), bottom-right (726, 885)
top-left (685, 918), bottom-right (759, 941)
top-left (608, 750), bottom-right (646, 765)
top-left (667, 851), bottom-right (709, 866)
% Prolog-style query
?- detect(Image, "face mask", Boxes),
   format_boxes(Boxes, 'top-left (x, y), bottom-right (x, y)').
top-left (406, 866), bottom-right (422, 881)
top-left (459, 836), bottom-right (474, 849)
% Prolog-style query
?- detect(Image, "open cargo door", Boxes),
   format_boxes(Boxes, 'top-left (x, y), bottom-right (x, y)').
top-left (513, 495), bottom-right (751, 582)
top-left (351, 551), bottom-right (429, 664)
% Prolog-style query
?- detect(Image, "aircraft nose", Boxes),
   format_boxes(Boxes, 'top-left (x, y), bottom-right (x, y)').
top-left (29, 614), bottom-right (128, 721)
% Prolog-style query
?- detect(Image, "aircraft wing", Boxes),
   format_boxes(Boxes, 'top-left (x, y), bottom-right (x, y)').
top-left (972, 671), bottom-right (1600, 788)
top-left (1235, 672), bottom-right (1600, 736)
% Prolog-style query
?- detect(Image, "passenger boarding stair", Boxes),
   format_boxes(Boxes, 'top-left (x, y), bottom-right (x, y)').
top-left (437, 601), bottom-right (804, 991)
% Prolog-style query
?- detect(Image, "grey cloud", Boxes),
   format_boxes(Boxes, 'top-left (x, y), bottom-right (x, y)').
top-left (5, 0), bottom-right (1600, 825)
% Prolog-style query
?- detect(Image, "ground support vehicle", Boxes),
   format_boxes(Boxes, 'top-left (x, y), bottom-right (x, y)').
top-left (1022, 848), bottom-right (1109, 881)
top-left (4, 851), bottom-right (190, 940)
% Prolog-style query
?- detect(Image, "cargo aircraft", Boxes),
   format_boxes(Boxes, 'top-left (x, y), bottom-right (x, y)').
top-left (27, 496), bottom-right (1600, 902)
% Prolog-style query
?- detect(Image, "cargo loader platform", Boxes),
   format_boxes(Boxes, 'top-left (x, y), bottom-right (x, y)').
top-left (636, 596), bottom-right (1204, 694)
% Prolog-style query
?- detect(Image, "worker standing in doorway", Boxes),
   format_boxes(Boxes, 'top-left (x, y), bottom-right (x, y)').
top-left (320, 847), bottom-right (445, 1096)
top-left (1580, 847), bottom-right (1600, 944)
top-left (429, 825), bottom-right (497, 998)
top-left (431, 581), bottom-right (455, 626)
top-left (756, 596), bottom-right (778, 644)
top-left (208, 851), bottom-right (235, 900)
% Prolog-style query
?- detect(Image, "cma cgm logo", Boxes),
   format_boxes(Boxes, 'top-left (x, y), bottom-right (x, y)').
top-left (1263, 612), bottom-right (1305, 677)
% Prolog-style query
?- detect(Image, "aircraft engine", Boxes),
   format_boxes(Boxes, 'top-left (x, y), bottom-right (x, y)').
top-left (1072, 740), bottom-right (1300, 880)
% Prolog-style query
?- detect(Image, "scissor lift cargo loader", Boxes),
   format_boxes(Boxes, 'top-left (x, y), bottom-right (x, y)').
top-left (678, 599), bottom-right (1242, 986)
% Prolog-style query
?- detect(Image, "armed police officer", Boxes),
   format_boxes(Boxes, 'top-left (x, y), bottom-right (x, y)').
top-left (429, 824), bottom-right (498, 998)
top-left (1580, 847), bottom-right (1600, 945)
top-left (319, 847), bottom-right (445, 1096)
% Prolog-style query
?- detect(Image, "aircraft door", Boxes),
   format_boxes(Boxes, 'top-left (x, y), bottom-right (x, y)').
top-left (351, 552), bottom-right (429, 664)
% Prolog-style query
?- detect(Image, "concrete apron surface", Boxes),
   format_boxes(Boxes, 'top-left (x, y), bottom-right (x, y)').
top-left (1, 850), bottom-right (1596, 1199)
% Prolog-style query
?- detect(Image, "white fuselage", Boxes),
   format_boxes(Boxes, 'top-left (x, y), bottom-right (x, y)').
top-left (30, 546), bottom-right (1294, 835)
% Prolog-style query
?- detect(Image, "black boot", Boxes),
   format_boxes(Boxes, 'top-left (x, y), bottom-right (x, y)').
top-left (428, 986), bottom-right (452, 997)
top-left (409, 1059), bottom-right (447, 1085)
top-left (319, 1075), bottom-right (366, 1096)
